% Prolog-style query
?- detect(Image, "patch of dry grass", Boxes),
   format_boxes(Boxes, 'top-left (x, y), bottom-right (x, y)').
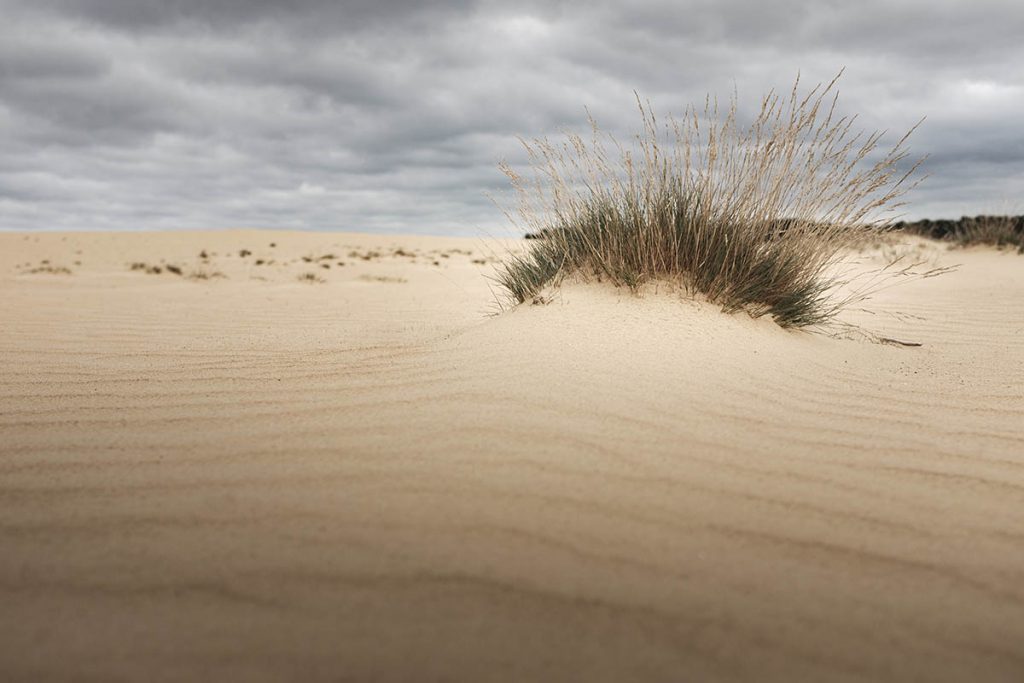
top-left (495, 73), bottom-right (927, 327)
top-left (358, 275), bottom-right (407, 284)
top-left (23, 265), bottom-right (72, 275)
top-left (130, 262), bottom-right (165, 275)
top-left (348, 250), bottom-right (381, 261)
top-left (188, 269), bottom-right (226, 281)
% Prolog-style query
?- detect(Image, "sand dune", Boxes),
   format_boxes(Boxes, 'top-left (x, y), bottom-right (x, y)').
top-left (2, 230), bottom-right (1023, 681)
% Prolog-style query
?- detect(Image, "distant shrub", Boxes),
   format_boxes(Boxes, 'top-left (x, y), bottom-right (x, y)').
top-left (496, 73), bottom-right (926, 327)
top-left (896, 215), bottom-right (1023, 252)
top-left (189, 269), bottom-right (226, 280)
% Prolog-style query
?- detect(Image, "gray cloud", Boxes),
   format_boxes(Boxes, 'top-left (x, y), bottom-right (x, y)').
top-left (1, 0), bottom-right (1022, 234)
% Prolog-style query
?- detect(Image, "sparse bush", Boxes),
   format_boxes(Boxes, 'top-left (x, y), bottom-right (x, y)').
top-left (357, 275), bottom-right (407, 284)
top-left (24, 265), bottom-right (72, 275)
top-left (189, 269), bottom-right (226, 280)
top-left (496, 73), bottom-right (925, 327)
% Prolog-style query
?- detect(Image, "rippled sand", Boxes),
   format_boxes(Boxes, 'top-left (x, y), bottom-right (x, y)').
top-left (2, 230), bottom-right (1023, 681)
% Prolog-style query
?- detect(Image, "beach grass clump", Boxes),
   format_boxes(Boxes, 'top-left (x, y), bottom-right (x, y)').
top-left (495, 73), bottom-right (924, 327)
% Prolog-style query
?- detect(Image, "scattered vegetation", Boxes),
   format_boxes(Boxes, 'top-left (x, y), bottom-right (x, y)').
top-left (298, 272), bottom-right (325, 283)
top-left (131, 262), bottom-right (186, 276)
top-left (358, 275), bottom-right (407, 284)
top-left (302, 253), bottom-right (343, 264)
top-left (496, 73), bottom-right (927, 327)
top-left (188, 269), bottom-right (226, 280)
top-left (130, 262), bottom-right (164, 275)
top-left (348, 250), bottom-right (382, 261)
top-left (895, 214), bottom-right (1024, 252)
top-left (23, 265), bottom-right (72, 275)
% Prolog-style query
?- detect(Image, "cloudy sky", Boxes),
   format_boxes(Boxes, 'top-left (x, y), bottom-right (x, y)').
top-left (1, 0), bottom-right (1022, 235)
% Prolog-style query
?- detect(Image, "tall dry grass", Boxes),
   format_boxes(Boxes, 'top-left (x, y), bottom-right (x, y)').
top-left (495, 73), bottom-right (925, 327)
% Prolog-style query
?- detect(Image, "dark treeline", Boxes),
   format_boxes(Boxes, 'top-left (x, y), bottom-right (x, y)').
top-left (525, 215), bottom-right (1024, 251)
top-left (893, 215), bottom-right (1024, 240)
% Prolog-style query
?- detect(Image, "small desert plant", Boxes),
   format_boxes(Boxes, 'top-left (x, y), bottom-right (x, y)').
top-left (297, 272), bottom-right (324, 283)
top-left (495, 73), bottom-right (925, 327)
top-left (24, 265), bottom-right (72, 275)
top-left (189, 269), bottom-right (226, 280)
top-left (346, 250), bottom-right (382, 261)
top-left (358, 274), bottom-right (407, 284)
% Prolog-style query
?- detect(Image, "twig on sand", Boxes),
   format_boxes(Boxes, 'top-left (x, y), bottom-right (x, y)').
top-left (878, 337), bottom-right (923, 347)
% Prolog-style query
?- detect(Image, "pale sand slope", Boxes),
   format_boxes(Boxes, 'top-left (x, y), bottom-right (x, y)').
top-left (1, 230), bottom-right (1023, 682)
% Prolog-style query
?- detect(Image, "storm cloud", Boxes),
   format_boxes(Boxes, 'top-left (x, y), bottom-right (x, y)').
top-left (1, 0), bottom-right (1022, 234)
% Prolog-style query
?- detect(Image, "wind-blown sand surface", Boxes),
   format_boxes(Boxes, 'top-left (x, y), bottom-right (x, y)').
top-left (2, 230), bottom-right (1023, 681)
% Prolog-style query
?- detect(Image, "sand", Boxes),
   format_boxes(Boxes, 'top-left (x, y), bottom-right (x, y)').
top-left (1, 229), bottom-right (1023, 681)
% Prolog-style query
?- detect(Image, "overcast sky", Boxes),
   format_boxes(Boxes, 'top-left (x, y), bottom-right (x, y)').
top-left (1, 0), bottom-right (1022, 235)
